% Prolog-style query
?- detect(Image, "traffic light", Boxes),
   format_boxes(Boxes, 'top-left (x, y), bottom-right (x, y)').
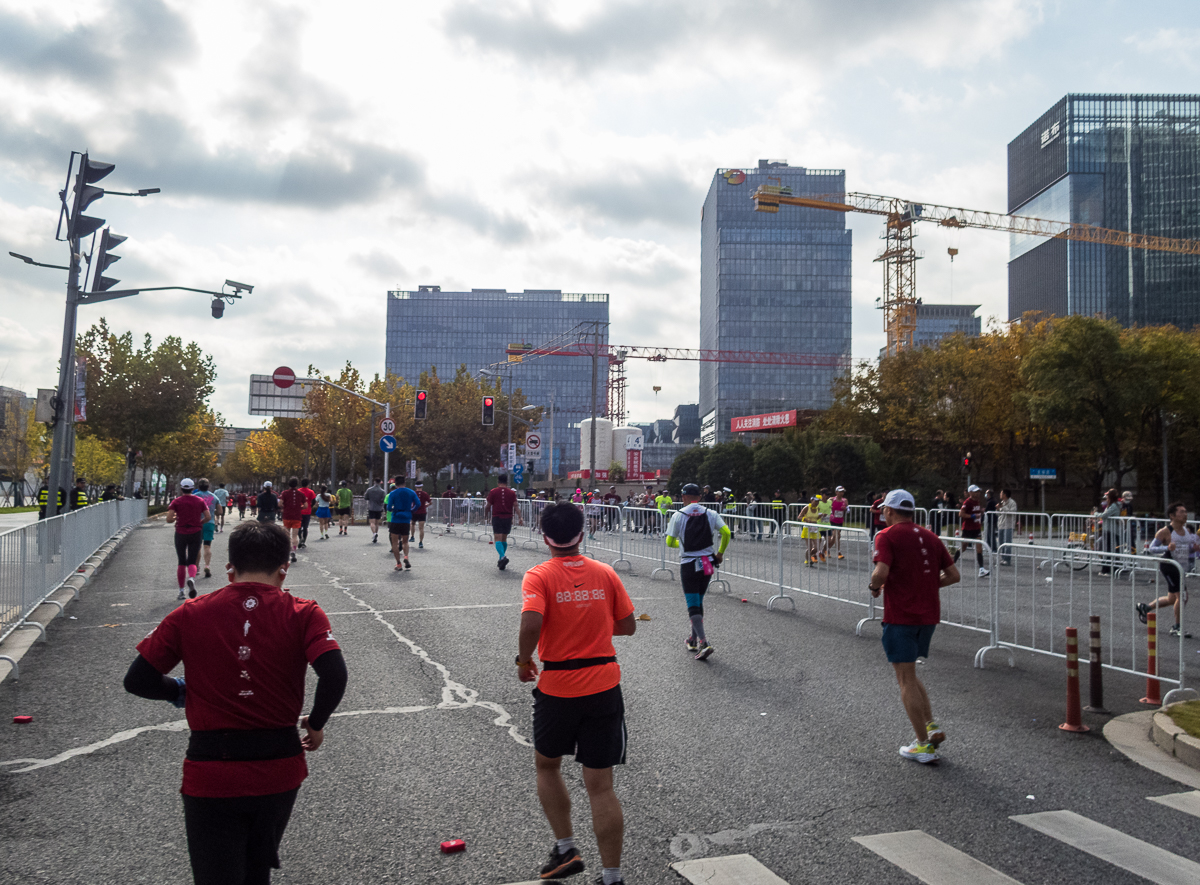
top-left (67, 154), bottom-right (114, 241)
top-left (91, 228), bottom-right (126, 292)
top-left (482, 396), bottom-right (494, 425)
top-left (415, 389), bottom-right (428, 419)
top-left (962, 454), bottom-right (972, 470)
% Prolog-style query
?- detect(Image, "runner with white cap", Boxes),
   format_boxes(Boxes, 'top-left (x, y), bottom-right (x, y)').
top-left (868, 489), bottom-right (960, 764)
top-left (166, 478), bottom-right (210, 601)
top-left (954, 484), bottom-right (989, 577)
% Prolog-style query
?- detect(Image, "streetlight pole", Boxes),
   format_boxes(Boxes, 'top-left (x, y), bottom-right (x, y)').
top-left (547, 390), bottom-right (555, 486)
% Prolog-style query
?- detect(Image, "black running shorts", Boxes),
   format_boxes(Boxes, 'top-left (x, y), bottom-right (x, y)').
top-left (367, 510), bottom-right (383, 521)
top-left (413, 514), bottom-right (427, 523)
top-left (492, 517), bottom-right (513, 535)
top-left (961, 528), bottom-right (982, 540)
top-left (388, 521), bottom-right (410, 535)
top-left (533, 685), bottom-right (626, 769)
top-left (182, 787), bottom-right (298, 885)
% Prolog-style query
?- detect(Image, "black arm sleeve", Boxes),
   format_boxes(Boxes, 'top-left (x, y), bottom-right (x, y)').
top-left (307, 649), bottom-right (347, 731)
top-left (123, 655), bottom-right (182, 703)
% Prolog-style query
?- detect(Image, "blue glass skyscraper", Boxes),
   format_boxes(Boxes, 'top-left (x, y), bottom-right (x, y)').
top-left (1008, 94), bottom-right (1200, 327)
top-left (699, 160), bottom-right (852, 444)
top-left (384, 287), bottom-right (608, 474)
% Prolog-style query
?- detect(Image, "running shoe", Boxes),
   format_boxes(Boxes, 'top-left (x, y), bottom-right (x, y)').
top-left (695, 642), bottom-right (714, 661)
top-left (372, 534), bottom-right (378, 544)
top-left (204, 567), bottom-right (211, 578)
top-left (186, 577), bottom-right (197, 599)
top-left (499, 556), bottom-right (509, 571)
top-left (926, 722), bottom-right (946, 747)
top-left (418, 541), bottom-right (423, 548)
top-left (539, 844), bottom-right (584, 879)
top-left (394, 563), bottom-right (403, 571)
top-left (1169, 624), bottom-right (1192, 638)
top-left (176, 589), bottom-right (186, 601)
top-left (819, 553), bottom-right (826, 563)
top-left (685, 637), bottom-right (699, 653)
top-left (978, 567), bottom-right (990, 578)
top-left (899, 740), bottom-right (939, 763)
top-left (290, 552), bottom-right (297, 563)
top-left (838, 553), bottom-right (845, 560)
top-left (592, 879), bottom-right (623, 885)
top-left (1135, 602), bottom-right (1149, 624)
top-left (404, 558), bottom-right (411, 570)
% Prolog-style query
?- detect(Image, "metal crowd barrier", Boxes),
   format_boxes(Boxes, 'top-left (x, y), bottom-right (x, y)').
top-left (775, 521), bottom-right (875, 627)
top-left (984, 544), bottom-right (1191, 703)
top-left (0, 499), bottom-right (148, 649)
top-left (707, 514), bottom-right (779, 599)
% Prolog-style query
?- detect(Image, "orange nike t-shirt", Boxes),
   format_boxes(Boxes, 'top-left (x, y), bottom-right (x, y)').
top-left (521, 555), bottom-right (634, 698)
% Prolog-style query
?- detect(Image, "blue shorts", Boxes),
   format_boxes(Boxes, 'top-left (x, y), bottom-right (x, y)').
top-left (881, 623), bottom-right (936, 664)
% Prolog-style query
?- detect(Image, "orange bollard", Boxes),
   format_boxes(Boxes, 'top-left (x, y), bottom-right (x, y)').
top-left (1059, 627), bottom-right (1090, 732)
top-left (1140, 611), bottom-right (1162, 706)
top-left (1083, 615), bottom-right (1107, 713)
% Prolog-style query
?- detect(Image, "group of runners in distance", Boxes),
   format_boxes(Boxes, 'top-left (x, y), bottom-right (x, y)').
top-left (150, 471), bottom-right (987, 884)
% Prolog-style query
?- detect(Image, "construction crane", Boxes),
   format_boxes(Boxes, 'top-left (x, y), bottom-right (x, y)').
top-left (504, 341), bottom-right (848, 426)
top-left (752, 187), bottom-right (1200, 356)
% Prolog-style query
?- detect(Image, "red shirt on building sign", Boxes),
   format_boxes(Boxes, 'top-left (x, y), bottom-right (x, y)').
top-left (136, 582), bottom-right (340, 798)
top-left (169, 494), bottom-right (209, 534)
top-left (872, 522), bottom-right (954, 626)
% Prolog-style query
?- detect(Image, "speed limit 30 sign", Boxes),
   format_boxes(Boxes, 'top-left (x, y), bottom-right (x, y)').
top-left (379, 417), bottom-right (396, 435)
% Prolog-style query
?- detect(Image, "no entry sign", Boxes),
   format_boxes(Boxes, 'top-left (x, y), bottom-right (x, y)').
top-left (272, 366), bottom-right (296, 389)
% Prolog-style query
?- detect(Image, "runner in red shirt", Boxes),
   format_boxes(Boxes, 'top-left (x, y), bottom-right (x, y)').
top-left (167, 479), bottom-right (212, 601)
top-left (485, 474), bottom-right (523, 571)
top-left (123, 521), bottom-right (347, 884)
top-left (235, 491), bottom-right (247, 520)
top-left (869, 489), bottom-right (959, 765)
top-left (411, 481), bottom-right (432, 548)
top-left (279, 477), bottom-right (306, 563)
top-left (517, 502), bottom-right (636, 883)
top-left (954, 484), bottom-right (989, 577)
top-left (298, 478), bottom-right (316, 549)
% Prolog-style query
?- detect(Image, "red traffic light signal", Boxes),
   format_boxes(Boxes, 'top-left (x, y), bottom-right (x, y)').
top-left (962, 456), bottom-right (971, 469)
top-left (415, 389), bottom-right (428, 419)
top-left (482, 396), bottom-right (494, 425)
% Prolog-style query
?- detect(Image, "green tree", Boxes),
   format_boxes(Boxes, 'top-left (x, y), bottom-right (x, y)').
top-left (753, 438), bottom-right (803, 497)
top-left (668, 446), bottom-right (707, 494)
top-left (698, 441), bottom-right (755, 496)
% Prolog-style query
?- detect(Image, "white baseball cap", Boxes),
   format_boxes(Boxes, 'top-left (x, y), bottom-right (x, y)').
top-left (835, 485), bottom-right (845, 492)
top-left (967, 484), bottom-right (981, 493)
top-left (180, 478), bottom-right (195, 490)
top-left (263, 481), bottom-right (273, 488)
top-left (882, 489), bottom-right (915, 511)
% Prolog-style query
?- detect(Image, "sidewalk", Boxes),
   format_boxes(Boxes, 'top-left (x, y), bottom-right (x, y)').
top-left (0, 510), bottom-right (39, 533)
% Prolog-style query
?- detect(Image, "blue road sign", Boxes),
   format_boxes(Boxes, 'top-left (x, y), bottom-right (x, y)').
top-left (1029, 468), bottom-right (1056, 480)
top-left (512, 464), bottom-right (524, 484)
top-left (379, 435), bottom-right (397, 453)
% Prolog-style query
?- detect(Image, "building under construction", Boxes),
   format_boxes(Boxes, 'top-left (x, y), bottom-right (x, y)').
top-left (699, 160), bottom-right (852, 445)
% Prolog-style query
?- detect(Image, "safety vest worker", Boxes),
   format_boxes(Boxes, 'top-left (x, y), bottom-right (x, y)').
top-left (38, 486), bottom-right (66, 520)
top-left (71, 479), bottom-right (90, 511)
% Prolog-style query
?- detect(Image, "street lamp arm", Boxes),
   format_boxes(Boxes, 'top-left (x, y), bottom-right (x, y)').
top-left (8, 251), bottom-right (70, 270)
top-left (79, 285), bottom-right (245, 305)
top-left (495, 408), bottom-right (539, 428)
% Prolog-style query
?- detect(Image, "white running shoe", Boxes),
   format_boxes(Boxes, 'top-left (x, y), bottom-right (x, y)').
top-left (899, 740), bottom-right (939, 763)
top-left (978, 567), bottom-right (990, 578)
top-left (186, 577), bottom-right (197, 599)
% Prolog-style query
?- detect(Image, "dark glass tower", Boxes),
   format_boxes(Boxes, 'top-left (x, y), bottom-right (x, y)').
top-left (385, 287), bottom-right (608, 474)
top-left (1008, 94), bottom-right (1200, 327)
top-left (699, 160), bottom-right (852, 445)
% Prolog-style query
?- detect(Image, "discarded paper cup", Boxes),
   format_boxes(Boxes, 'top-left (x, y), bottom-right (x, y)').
top-left (440, 839), bottom-right (466, 854)
top-left (13, 715), bottom-right (32, 724)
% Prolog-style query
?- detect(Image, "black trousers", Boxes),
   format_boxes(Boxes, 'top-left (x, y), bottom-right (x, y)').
top-left (175, 531), bottom-right (202, 567)
top-left (182, 788), bottom-right (299, 885)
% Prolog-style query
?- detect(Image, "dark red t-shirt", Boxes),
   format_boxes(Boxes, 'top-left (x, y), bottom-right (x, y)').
top-left (137, 582), bottom-right (340, 798)
top-left (279, 488), bottom-right (306, 521)
top-left (487, 486), bottom-right (517, 518)
top-left (960, 498), bottom-right (982, 531)
top-left (871, 499), bottom-right (887, 527)
top-left (413, 490), bottom-right (431, 516)
top-left (235, 493), bottom-right (247, 506)
top-left (169, 494), bottom-right (208, 534)
top-left (873, 522), bottom-right (954, 625)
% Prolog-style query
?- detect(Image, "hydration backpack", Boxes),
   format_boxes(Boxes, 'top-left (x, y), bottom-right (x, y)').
top-left (682, 510), bottom-right (712, 552)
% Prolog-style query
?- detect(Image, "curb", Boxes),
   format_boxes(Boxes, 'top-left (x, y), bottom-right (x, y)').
top-left (0, 520), bottom-right (143, 684)
top-left (1153, 704), bottom-right (1200, 770)
top-left (1103, 710), bottom-right (1200, 790)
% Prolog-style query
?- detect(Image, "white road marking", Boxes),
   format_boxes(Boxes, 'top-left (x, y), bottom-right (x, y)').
top-left (670, 853), bottom-right (789, 884)
top-left (853, 830), bottom-right (1024, 884)
top-left (308, 560), bottom-right (532, 747)
top-left (1148, 791), bottom-right (1200, 818)
top-left (1012, 810), bottom-right (1200, 885)
top-left (670, 821), bottom-right (799, 859)
top-left (0, 719), bottom-right (189, 773)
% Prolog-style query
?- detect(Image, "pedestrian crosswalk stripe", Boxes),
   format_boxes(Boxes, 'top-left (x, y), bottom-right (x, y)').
top-left (670, 853), bottom-right (790, 884)
top-left (1012, 810), bottom-right (1200, 885)
top-left (853, 830), bottom-right (1024, 885)
top-left (1148, 790), bottom-right (1200, 819)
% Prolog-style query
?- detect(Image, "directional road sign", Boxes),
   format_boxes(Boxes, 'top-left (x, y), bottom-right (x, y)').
top-left (379, 417), bottom-right (396, 435)
top-left (512, 464), bottom-right (524, 484)
top-left (272, 366), bottom-right (296, 389)
top-left (1029, 468), bottom-right (1057, 480)
top-left (379, 435), bottom-right (397, 453)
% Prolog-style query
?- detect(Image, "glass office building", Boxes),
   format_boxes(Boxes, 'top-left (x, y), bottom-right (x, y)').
top-left (913, 303), bottom-right (981, 348)
top-left (385, 287), bottom-right (608, 474)
top-left (699, 160), bottom-right (852, 445)
top-left (1008, 94), bottom-right (1200, 328)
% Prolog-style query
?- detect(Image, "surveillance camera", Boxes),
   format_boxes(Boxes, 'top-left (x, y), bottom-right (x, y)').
top-left (210, 297), bottom-right (225, 319)
top-left (224, 279), bottom-right (253, 293)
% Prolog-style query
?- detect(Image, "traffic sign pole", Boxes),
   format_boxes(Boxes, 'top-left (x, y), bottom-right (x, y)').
top-left (383, 402), bottom-right (390, 485)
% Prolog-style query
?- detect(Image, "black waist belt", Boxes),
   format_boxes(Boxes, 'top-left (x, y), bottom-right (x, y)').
top-left (187, 727), bottom-right (302, 762)
top-left (542, 656), bottom-right (617, 671)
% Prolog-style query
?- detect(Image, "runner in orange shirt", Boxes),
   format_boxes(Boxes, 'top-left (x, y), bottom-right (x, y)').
top-left (517, 502), bottom-right (636, 885)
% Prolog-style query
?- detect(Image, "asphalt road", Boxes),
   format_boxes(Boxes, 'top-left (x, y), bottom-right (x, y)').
top-left (1, 514), bottom-right (1198, 884)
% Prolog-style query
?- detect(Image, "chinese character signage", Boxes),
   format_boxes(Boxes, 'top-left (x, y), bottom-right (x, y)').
top-left (730, 409), bottom-right (796, 433)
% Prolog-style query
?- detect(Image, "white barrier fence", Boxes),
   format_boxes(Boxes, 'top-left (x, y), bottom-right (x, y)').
top-left (0, 499), bottom-right (148, 646)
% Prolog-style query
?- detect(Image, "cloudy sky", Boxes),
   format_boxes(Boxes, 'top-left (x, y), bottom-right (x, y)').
top-left (1, 0), bottom-right (1195, 427)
